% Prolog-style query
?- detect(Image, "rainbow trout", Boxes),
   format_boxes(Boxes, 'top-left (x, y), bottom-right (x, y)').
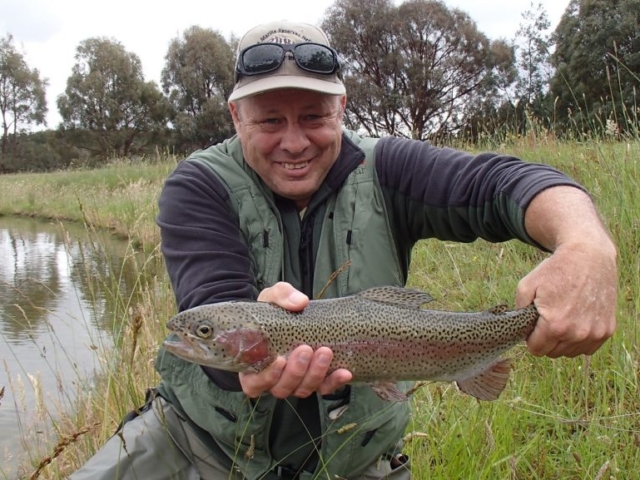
top-left (164, 286), bottom-right (538, 402)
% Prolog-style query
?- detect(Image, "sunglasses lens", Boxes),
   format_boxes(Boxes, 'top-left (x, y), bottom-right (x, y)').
top-left (294, 44), bottom-right (336, 73)
top-left (237, 43), bottom-right (338, 79)
top-left (241, 44), bottom-right (285, 75)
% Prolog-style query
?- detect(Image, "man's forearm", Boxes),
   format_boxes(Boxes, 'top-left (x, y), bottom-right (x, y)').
top-left (524, 185), bottom-right (616, 255)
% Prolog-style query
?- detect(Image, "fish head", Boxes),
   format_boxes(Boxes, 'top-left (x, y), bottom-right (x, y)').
top-left (163, 303), bottom-right (274, 372)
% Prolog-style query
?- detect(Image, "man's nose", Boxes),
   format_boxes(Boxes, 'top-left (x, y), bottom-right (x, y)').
top-left (280, 122), bottom-right (311, 154)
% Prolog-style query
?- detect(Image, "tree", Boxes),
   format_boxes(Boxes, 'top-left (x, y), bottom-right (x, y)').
top-left (550, 0), bottom-right (640, 134)
top-left (161, 26), bottom-right (235, 151)
top-left (0, 34), bottom-right (47, 165)
top-left (514, 2), bottom-right (553, 121)
top-left (57, 37), bottom-right (169, 158)
top-left (322, 0), bottom-right (515, 139)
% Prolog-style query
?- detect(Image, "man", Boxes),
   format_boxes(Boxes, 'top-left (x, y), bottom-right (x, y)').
top-left (71, 20), bottom-right (616, 480)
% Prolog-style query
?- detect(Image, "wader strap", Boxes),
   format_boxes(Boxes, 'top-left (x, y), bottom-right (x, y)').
top-left (112, 388), bottom-right (159, 436)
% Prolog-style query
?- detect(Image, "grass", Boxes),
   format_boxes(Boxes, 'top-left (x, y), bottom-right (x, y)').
top-left (0, 156), bottom-right (177, 250)
top-left (0, 134), bottom-right (638, 479)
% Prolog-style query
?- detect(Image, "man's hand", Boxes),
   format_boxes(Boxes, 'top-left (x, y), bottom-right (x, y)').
top-left (517, 186), bottom-right (617, 358)
top-left (239, 282), bottom-right (353, 398)
top-left (516, 242), bottom-right (617, 357)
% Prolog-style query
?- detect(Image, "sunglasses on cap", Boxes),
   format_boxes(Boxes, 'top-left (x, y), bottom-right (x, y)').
top-left (235, 42), bottom-right (341, 82)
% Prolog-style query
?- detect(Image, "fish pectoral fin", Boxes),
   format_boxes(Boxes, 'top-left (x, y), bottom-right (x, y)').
top-left (358, 286), bottom-right (434, 309)
top-left (369, 381), bottom-right (409, 402)
top-left (455, 358), bottom-right (512, 401)
top-left (250, 354), bottom-right (277, 372)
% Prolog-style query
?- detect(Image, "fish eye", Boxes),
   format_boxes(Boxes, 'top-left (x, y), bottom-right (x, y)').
top-left (196, 324), bottom-right (214, 338)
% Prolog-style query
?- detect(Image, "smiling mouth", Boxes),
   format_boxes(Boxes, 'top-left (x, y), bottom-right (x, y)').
top-left (281, 161), bottom-right (309, 170)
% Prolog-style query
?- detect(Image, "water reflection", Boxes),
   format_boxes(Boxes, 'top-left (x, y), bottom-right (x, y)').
top-left (0, 216), bottom-right (160, 475)
top-left (1, 228), bottom-right (64, 341)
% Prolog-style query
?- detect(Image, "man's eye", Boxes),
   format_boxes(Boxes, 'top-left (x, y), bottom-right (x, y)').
top-left (303, 114), bottom-right (325, 124)
top-left (262, 118), bottom-right (281, 125)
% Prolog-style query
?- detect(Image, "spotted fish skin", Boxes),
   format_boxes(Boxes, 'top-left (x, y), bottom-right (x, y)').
top-left (164, 286), bottom-right (539, 401)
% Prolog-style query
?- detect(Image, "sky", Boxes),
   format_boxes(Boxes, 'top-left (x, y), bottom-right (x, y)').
top-left (0, 0), bottom-right (571, 129)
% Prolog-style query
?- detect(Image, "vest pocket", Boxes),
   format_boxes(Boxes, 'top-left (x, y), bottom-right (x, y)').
top-left (317, 384), bottom-right (411, 478)
top-left (199, 390), bottom-right (273, 457)
top-left (214, 406), bottom-right (238, 422)
top-left (361, 428), bottom-right (378, 447)
top-left (164, 357), bottom-right (276, 467)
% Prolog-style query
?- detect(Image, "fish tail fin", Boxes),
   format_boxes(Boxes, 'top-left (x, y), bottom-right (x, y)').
top-left (455, 357), bottom-right (512, 401)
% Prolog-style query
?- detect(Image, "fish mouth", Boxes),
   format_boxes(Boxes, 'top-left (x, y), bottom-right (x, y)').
top-left (164, 336), bottom-right (189, 350)
top-left (163, 336), bottom-right (202, 359)
top-left (163, 334), bottom-right (211, 360)
top-left (162, 334), bottom-right (245, 371)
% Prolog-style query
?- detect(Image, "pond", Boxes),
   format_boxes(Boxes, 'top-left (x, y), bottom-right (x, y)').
top-left (0, 216), bottom-right (159, 477)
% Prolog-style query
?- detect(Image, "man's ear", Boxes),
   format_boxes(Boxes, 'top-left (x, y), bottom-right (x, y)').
top-left (229, 100), bottom-right (242, 133)
top-left (338, 95), bottom-right (347, 120)
top-left (229, 101), bottom-right (241, 124)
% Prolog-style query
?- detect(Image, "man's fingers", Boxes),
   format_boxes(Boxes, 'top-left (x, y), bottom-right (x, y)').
top-left (540, 340), bottom-right (603, 359)
top-left (239, 346), bottom-right (352, 399)
top-left (319, 369), bottom-right (353, 396)
top-left (257, 282), bottom-right (309, 311)
top-left (269, 345), bottom-right (314, 398)
top-left (239, 357), bottom-right (286, 398)
top-left (515, 274), bottom-right (537, 310)
top-left (526, 309), bottom-right (613, 358)
top-left (293, 347), bottom-right (334, 398)
top-left (525, 316), bottom-right (555, 357)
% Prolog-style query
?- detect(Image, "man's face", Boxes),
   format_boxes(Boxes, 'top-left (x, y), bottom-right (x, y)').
top-left (230, 89), bottom-right (346, 209)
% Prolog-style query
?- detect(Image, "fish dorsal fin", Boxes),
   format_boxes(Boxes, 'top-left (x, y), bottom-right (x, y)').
top-left (357, 286), bottom-right (433, 309)
top-left (488, 304), bottom-right (509, 315)
top-left (456, 357), bottom-right (512, 401)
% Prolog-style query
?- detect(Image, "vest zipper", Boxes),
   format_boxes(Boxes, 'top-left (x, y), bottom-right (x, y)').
top-left (299, 213), bottom-right (315, 297)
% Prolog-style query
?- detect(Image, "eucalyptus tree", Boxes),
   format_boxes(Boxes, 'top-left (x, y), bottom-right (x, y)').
top-left (57, 37), bottom-right (169, 158)
top-left (551, 0), bottom-right (640, 133)
top-left (161, 26), bottom-right (235, 151)
top-left (514, 2), bottom-right (552, 115)
top-left (0, 34), bottom-right (47, 163)
top-left (322, 0), bottom-right (515, 139)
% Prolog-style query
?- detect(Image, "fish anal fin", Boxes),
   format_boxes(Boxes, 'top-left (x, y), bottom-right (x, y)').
top-left (456, 358), bottom-right (512, 401)
top-left (488, 304), bottom-right (509, 315)
top-left (358, 286), bottom-right (433, 309)
top-left (369, 381), bottom-right (409, 402)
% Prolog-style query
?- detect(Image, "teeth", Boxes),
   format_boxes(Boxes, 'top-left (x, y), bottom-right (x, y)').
top-left (282, 162), bottom-right (308, 170)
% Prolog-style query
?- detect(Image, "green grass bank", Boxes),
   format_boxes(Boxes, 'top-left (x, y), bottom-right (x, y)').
top-left (0, 137), bottom-right (639, 479)
top-left (0, 156), bottom-right (178, 249)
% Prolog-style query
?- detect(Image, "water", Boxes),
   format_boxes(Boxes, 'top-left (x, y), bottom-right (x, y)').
top-left (0, 216), bottom-right (152, 476)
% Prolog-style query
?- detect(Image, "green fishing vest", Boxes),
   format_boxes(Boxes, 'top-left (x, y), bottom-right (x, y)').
top-left (156, 131), bottom-right (412, 479)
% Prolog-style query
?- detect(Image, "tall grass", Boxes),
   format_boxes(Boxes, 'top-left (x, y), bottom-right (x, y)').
top-left (0, 135), bottom-right (638, 478)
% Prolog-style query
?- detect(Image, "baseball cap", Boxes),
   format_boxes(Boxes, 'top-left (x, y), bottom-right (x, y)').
top-left (228, 20), bottom-right (346, 102)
